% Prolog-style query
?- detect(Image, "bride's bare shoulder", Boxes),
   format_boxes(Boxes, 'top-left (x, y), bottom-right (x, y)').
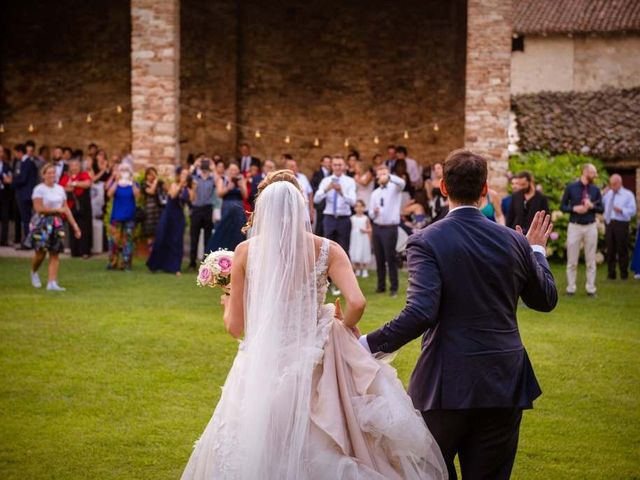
top-left (311, 235), bottom-right (347, 263)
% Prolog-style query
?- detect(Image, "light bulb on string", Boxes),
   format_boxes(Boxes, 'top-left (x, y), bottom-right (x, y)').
top-left (255, 129), bottom-right (261, 139)
top-left (28, 123), bottom-right (35, 133)
top-left (403, 130), bottom-right (409, 139)
top-left (373, 135), bottom-right (379, 145)
top-left (344, 138), bottom-right (350, 148)
top-left (313, 138), bottom-right (320, 147)
top-left (57, 120), bottom-right (63, 129)
top-left (284, 135), bottom-right (291, 144)
top-left (225, 122), bottom-right (232, 131)
top-left (116, 105), bottom-right (123, 114)
top-left (86, 114), bottom-right (93, 123)
top-left (196, 111), bottom-right (203, 120)
top-left (433, 122), bottom-right (439, 132)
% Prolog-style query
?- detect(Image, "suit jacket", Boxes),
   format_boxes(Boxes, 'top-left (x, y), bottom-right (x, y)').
top-left (12, 156), bottom-right (39, 201)
top-left (367, 207), bottom-right (557, 411)
top-left (506, 191), bottom-right (549, 232)
top-left (238, 156), bottom-right (261, 174)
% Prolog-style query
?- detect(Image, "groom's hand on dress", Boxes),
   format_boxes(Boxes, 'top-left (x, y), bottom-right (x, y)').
top-left (516, 211), bottom-right (553, 248)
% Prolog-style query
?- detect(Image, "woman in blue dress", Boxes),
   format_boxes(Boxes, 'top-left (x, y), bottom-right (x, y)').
top-left (106, 164), bottom-right (140, 270)
top-left (206, 162), bottom-right (248, 253)
top-left (631, 226), bottom-right (640, 280)
top-left (147, 168), bottom-right (190, 275)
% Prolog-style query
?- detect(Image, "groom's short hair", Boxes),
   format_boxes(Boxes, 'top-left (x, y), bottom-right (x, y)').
top-left (443, 149), bottom-right (488, 203)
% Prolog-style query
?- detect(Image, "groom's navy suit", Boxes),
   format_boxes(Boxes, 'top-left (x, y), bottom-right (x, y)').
top-left (367, 207), bottom-right (557, 479)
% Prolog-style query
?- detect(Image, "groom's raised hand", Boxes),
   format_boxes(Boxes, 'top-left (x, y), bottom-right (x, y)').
top-left (516, 211), bottom-right (553, 248)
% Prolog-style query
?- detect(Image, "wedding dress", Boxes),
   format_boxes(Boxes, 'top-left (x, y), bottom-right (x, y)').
top-left (181, 181), bottom-right (446, 479)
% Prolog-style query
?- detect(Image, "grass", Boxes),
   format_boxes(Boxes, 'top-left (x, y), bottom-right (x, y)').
top-left (0, 256), bottom-right (638, 479)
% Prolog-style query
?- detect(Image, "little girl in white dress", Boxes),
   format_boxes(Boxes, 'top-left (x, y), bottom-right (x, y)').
top-left (349, 200), bottom-right (372, 277)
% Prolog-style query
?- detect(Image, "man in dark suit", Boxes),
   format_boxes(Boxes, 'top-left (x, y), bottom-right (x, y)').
top-left (12, 142), bottom-right (39, 248)
top-left (237, 143), bottom-right (261, 176)
top-left (360, 149), bottom-right (558, 480)
top-left (506, 170), bottom-right (549, 233)
top-left (311, 155), bottom-right (332, 237)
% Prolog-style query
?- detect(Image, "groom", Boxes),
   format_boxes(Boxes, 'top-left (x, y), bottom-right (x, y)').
top-left (360, 150), bottom-right (558, 479)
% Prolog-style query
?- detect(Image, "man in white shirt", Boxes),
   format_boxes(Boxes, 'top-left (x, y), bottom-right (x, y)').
top-left (285, 157), bottom-right (314, 223)
top-left (314, 155), bottom-right (357, 254)
top-left (603, 174), bottom-right (637, 280)
top-left (369, 165), bottom-right (406, 297)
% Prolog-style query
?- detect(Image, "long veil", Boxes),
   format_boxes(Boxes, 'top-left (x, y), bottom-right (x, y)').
top-left (238, 180), bottom-right (318, 478)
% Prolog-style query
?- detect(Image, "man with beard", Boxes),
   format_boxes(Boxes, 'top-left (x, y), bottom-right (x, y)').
top-left (560, 164), bottom-right (603, 297)
top-left (506, 171), bottom-right (549, 233)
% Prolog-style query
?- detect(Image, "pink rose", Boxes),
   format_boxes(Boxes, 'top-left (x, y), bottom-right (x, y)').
top-left (198, 266), bottom-right (213, 285)
top-left (549, 232), bottom-right (559, 241)
top-left (218, 256), bottom-right (232, 276)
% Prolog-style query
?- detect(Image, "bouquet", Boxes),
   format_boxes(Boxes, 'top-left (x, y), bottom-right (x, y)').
top-left (197, 249), bottom-right (234, 293)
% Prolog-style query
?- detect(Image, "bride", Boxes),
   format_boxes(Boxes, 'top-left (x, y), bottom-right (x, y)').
top-left (181, 170), bottom-right (446, 479)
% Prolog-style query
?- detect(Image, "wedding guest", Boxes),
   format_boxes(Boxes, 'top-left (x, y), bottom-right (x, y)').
top-left (479, 187), bottom-right (505, 225)
top-left (9, 149), bottom-right (22, 245)
top-left (188, 159), bottom-right (216, 269)
top-left (85, 142), bottom-right (98, 171)
top-left (25, 140), bottom-right (44, 175)
top-left (369, 165), bottom-right (405, 297)
top-left (285, 157), bottom-right (314, 222)
top-left (354, 159), bottom-right (374, 211)
top-left (603, 174), bottom-right (637, 280)
top-left (147, 168), bottom-right (190, 275)
top-left (51, 146), bottom-right (67, 182)
top-left (396, 146), bottom-right (421, 189)
top-left (28, 163), bottom-right (81, 291)
top-left (402, 198), bottom-right (428, 232)
top-left (314, 155), bottom-right (357, 253)
top-left (631, 228), bottom-right (640, 280)
top-left (238, 143), bottom-right (260, 175)
top-left (12, 143), bottom-right (39, 248)
top-left (216, 162), bottom-right (247, 217)
top-left (560, 163), bottom-right (604, 296)
top-left (90, 150), bottom-right (109, 253)
top-left (208, 163), bottom-right (248, 254)
top-left (349, 199), bottom-right (372, 277)
top-left (502, 176), bottom-right (521, 219)
top-left (140, 166), bottom-right (165, 253)
top-left (59, 157), bottom-right (93, 258)
top-left (247, 162), bottom-right (263, 209)
top-left (506, 171), bottom-right (549, 233)
top-left (346, 151), bottom-right (359, 177)
top-left (106, 164), bottom-right (140, 270)
top-left (384, 145), bottom-right (397, 171)
top-left (0, 147), bottom-right (13, 246)
top-left (311, 155), bottom-right (332, 236)
top-left (425, 162), bottom-right (448, 222)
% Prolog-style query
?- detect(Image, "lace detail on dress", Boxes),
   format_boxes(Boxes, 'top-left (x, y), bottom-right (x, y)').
top-left (315, 238), bottom-right (330, 308)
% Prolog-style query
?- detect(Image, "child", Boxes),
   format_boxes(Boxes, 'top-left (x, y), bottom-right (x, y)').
top-left (349, 199), bottom-right (372, 277)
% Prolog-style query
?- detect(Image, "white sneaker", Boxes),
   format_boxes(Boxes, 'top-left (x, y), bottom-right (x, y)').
top-left (361, 270), bottom-right (369, 278)
top-left (634, 274), bottom-right (640, 280)
top-left (330, 287), bottom-right (341, 296)
top-left (30, 271), bottom-right (41, 288)
top-left (47, 281), bottom-right (66, 292)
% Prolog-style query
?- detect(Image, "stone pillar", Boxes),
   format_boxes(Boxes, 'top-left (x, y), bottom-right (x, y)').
top-left (131, 0), bottom-right (180, 176)
top-left (464, 0), bottom-right (513, 192)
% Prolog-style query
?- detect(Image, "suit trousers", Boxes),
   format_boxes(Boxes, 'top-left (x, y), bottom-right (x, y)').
top-left (566, 222), bottom-right (598, 294)
top-left (423, 408), bottom-right (522, 480)
top-left (372, 224), bottom-right (398, 292)
top-left (0, 189), bottom-right (11, 245)
top-left (16, 197), bottom-right (32, 240)
top-left (605, 220), bottom-right (630, 279)
top-left (189, 205), bottom-right (213, 266)
top-left (323, 215), bottom-right (351, 255)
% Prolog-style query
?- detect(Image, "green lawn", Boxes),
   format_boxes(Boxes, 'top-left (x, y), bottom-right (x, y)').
top-left (0, 256), bottom-right (638, 479)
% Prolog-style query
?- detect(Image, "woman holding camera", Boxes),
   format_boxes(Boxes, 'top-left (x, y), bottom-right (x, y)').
top-left (215, 162), bottom-right (248, 216)
top-left (207, 162), bottom-right (248, 252)
top-left (106, 163), bottom-right (140, 270)
top-left (28, 163), bottom-right (82, 291)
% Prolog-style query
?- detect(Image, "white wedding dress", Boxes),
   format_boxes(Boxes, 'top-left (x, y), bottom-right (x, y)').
top-left (181, 181), bottom-right (446, 480)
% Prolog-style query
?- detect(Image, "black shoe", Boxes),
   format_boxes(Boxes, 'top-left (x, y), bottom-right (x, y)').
top-left (607, 275), bottom-right (616, 280)
top-left (565, 291), bottom-right (575, 297)
top-left (375, 288), bottom-right (386, 294)
top-left (587, 292), bottom-right (597, 298)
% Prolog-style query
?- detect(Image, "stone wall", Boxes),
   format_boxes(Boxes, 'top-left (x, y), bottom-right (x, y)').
top-left (0, 0), bottom-right (132, 157)
top-left (511, 35), bottom-right (640, 95)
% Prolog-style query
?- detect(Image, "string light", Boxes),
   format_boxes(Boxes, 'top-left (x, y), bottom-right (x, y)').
top-left (28, 123), bottom-right (35, 133)
top-left (86, 114), bottom-right (92, 123)
top-left (344, 138), bottom-right (350, 148)
top-left (225, 122), bottom-right (232, 131)
top-left (284, 135), bottom-right (291, 144)
top-left (403, 130), bottom-right (409, 139)
top-left (196, 111), bottom-right (203, 120)
top-left (373, 135), bottom-right (379, 145)
top-left (313, 138), bottom-right (320, 147)
top-left (433, 123), bottom-right (439, 132)
top-left (57, 120), bottom-right (63, 129)
top-left (0, 124), bottom-right (4, 133)
top-left (255, 129), bottom-right (261, 139)
top-left (116, 105), bottom-right (123, 114)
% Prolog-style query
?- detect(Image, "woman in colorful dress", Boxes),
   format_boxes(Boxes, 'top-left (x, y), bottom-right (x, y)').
top-left (106, 163), bottom-right (140, 270)
top-left (28, 163), bottom-right (81, 291)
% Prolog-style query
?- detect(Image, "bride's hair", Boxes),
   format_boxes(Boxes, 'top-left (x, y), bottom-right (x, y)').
top-left (242, 169), bottom-right (301, 234)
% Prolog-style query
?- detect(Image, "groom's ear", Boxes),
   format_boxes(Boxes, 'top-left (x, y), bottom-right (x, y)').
top-left (481, 182), bottom-right (489, 197)
top-left (440, 180), bottom-right (449, 198)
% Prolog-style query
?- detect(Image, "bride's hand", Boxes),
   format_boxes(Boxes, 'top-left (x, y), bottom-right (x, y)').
top-left (335, 298), bottom-right (361, 338)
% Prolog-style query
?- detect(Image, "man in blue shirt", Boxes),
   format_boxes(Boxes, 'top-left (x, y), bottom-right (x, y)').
top-left (560, 163), bottom-right (604, 296)
top-left (602, 174), bottom-right (637, 280)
